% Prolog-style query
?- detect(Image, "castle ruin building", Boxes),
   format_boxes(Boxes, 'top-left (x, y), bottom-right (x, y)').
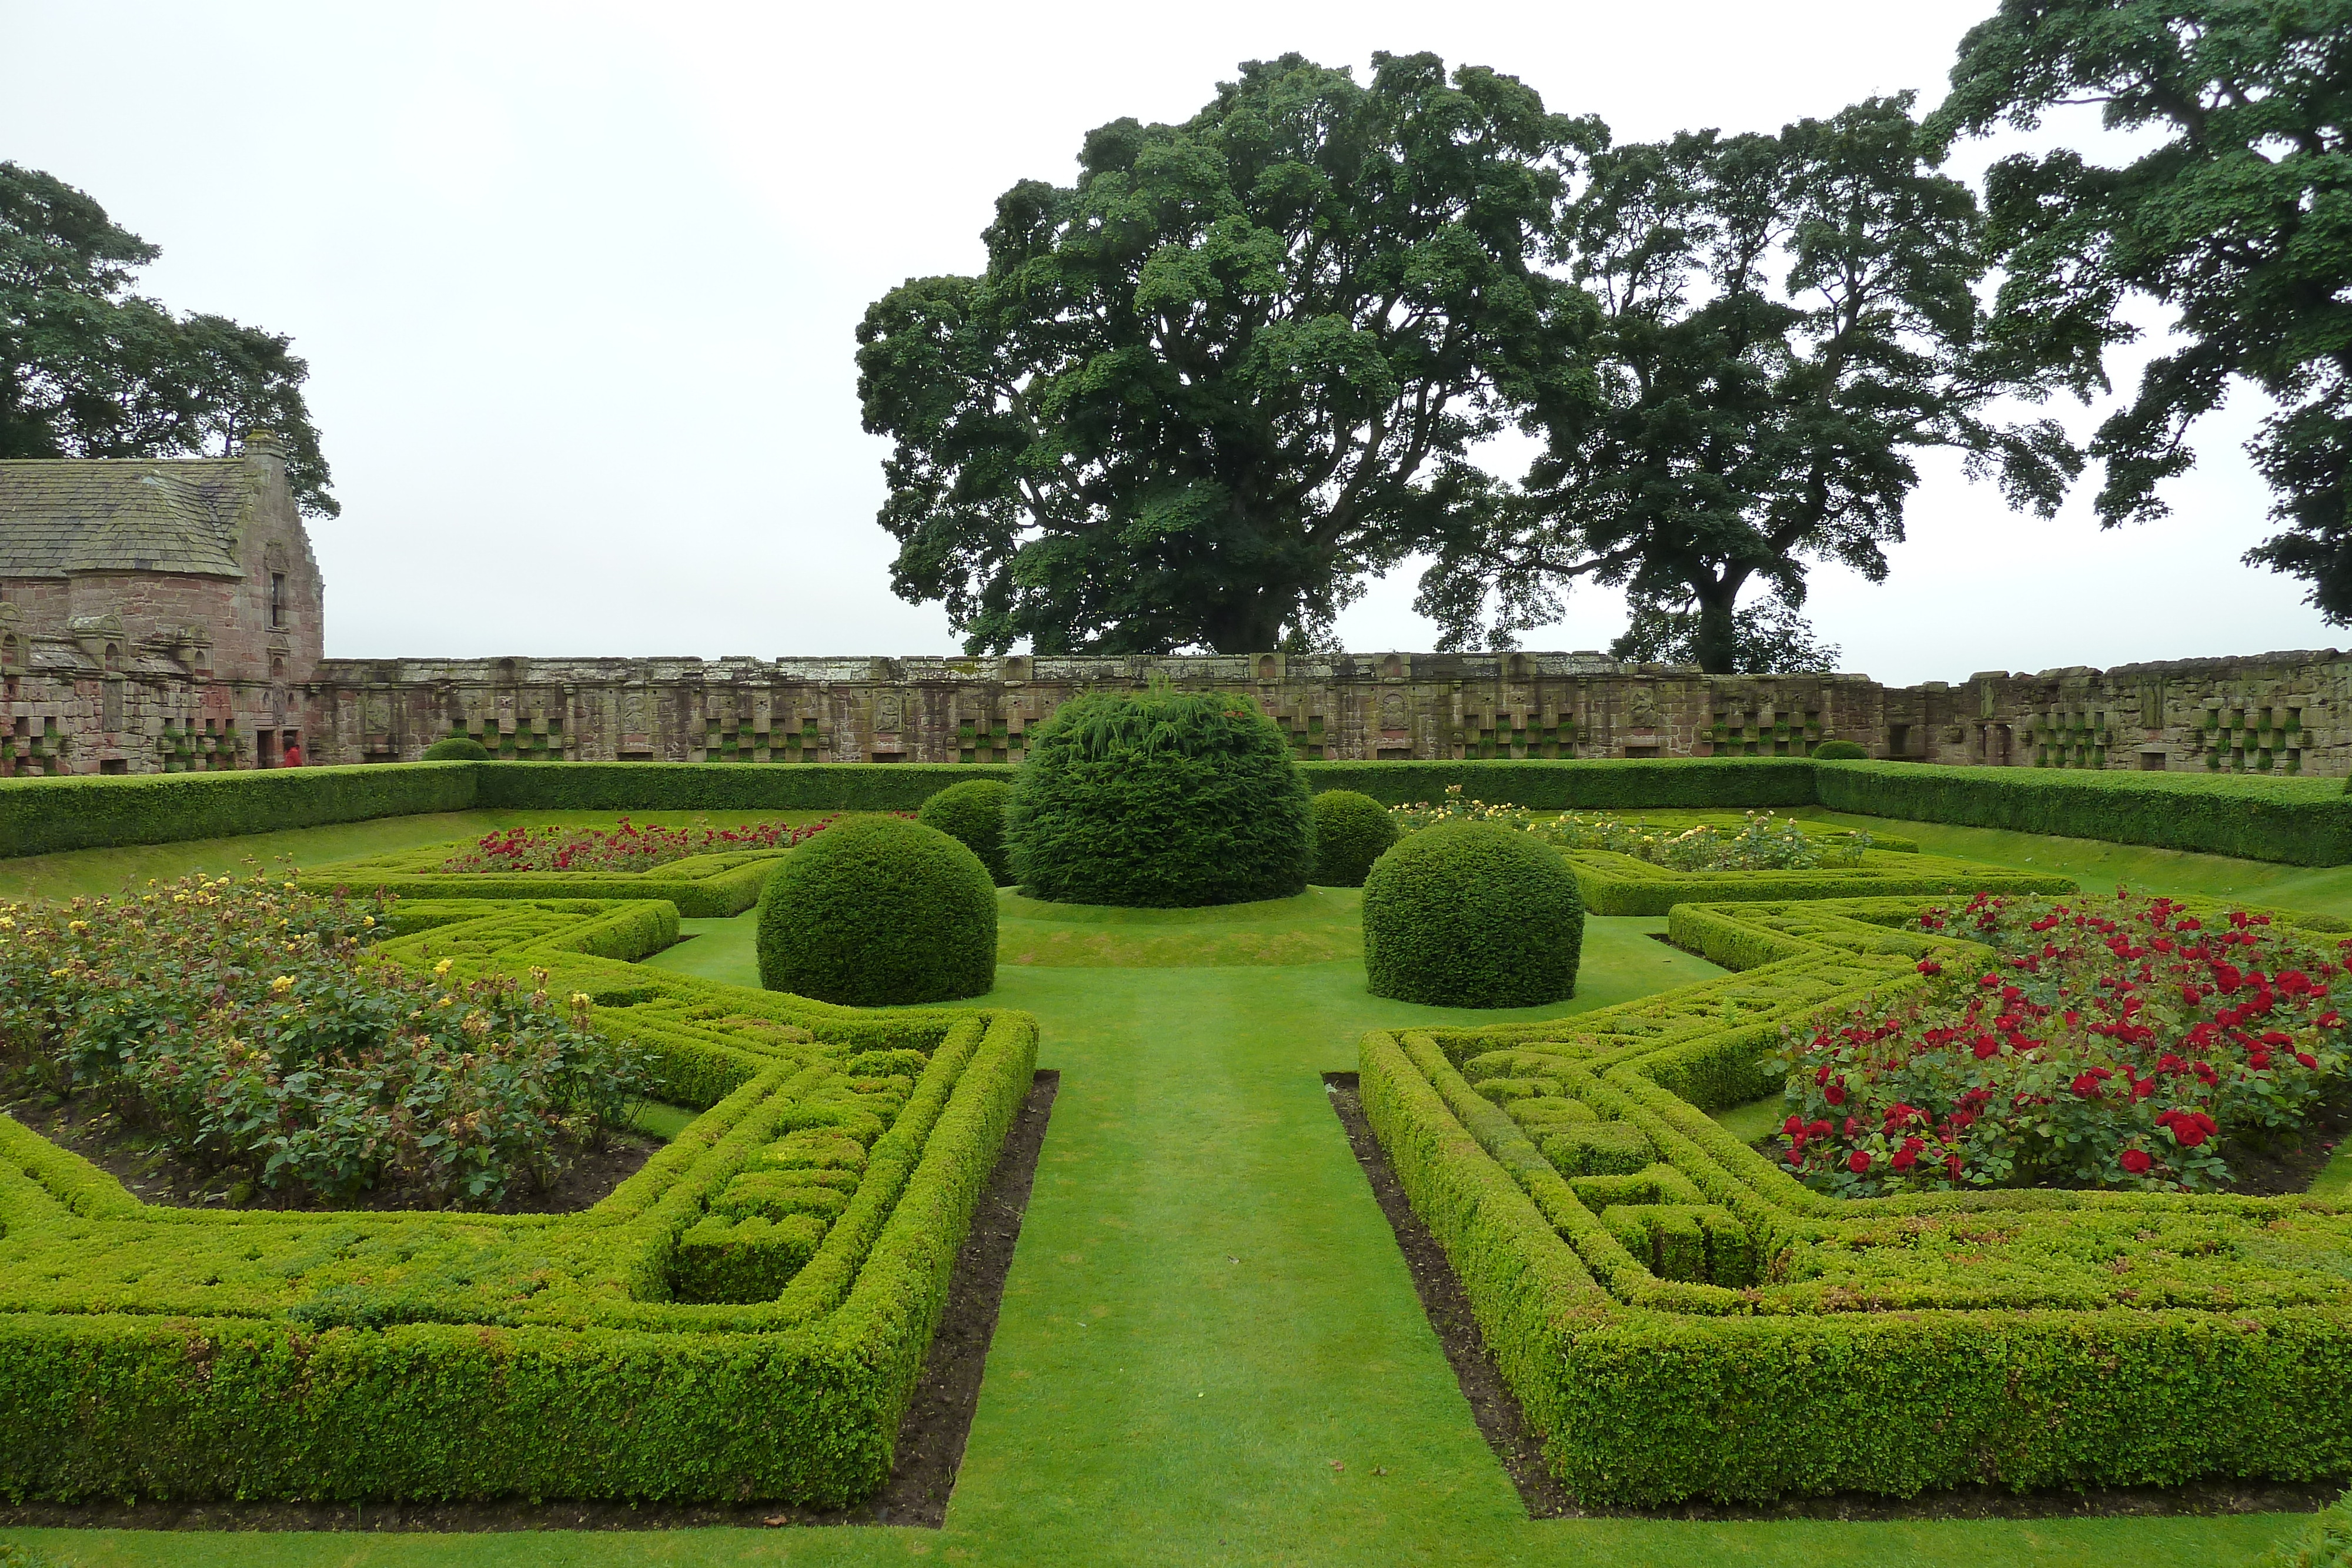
top-left (0, 443), bottom-right (2341, 778)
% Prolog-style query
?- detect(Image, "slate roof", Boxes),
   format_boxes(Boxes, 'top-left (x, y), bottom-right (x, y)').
top-left (0, 458), bottom-right (253, 579)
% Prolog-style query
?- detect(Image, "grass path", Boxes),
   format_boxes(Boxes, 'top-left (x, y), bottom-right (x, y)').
top-left (8, 813), bottom-right (2341, 1566)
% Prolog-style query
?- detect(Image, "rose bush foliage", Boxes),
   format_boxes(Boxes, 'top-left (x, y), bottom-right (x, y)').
top-left (0, 870), bottom-right (644, 1205)
top-left (440, 814), bottom-right (836, 874)
top-left (1778, 891), bottom-right (2347, 1196)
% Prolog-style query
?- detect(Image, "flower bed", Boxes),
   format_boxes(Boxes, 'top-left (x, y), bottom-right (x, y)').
top-left (0, 871), bottom-right (644, 1206)
top-left (440, 814), bottom-right (835, 874)
top-left (1390, 787), bottom-right (1871, 871)
top-left (1777, 891), bottom-right (2350, 1195)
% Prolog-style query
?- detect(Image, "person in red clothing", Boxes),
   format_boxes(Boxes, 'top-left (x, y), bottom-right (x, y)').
top-left (282, 738), bottom-right (303, 767)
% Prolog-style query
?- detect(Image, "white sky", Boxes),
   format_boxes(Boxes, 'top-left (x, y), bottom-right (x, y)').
top-left (2, 0), bottom-right (2334, 682)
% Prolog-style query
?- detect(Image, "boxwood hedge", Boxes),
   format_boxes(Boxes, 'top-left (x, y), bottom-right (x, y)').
top-left (1362, 821), bottom-right (1585, 1007)
top-left (0, 897), bottom-right (1037, 1505)
top-left (757, 816), bottom-right (998, 1004)
top-left (1361, 892), bottom-right (2352, 1505)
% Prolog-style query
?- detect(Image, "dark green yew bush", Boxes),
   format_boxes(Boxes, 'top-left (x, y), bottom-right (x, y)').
top-left (1361, 821), bottom-right (1583, 1007)
top-left (1005, 687), bottom-right (1311, 907)
top-left (918, 778), bottom-right (1014, 885)
top-left (422, 734), bottom-right (491, 761)
top-left (1309, 789), bottom-right (1398, 887)
top-left (756, 815), bottom-right (997, 1004)
top-left (1809, 740), bottom-right (1868, 760)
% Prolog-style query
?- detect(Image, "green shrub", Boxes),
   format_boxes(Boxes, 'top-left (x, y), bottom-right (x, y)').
top-left (1005, 687), bottom-right (1311, 907)
top-left (1308, 790), bottom-right (1397, 887)
top-left (471, 761), bottom-right (1017, 814)
top-left (1302, 757), bottom-right (1817, 809)
top-left (756, 816), bottom-right (997, 1004)
top-left (918, 778), bottom-right (1014, 885)
top-left (2255, 1492), bottom-right (2352, 1567)
top-left (1809, 740), bottom-right (1868, 760)
top-left (1361, 821), bottom-right (1584, 1007)
top-left (422, 734), bottom-right (492, 761)
top-left (0, 765), bottom-right (479, 858)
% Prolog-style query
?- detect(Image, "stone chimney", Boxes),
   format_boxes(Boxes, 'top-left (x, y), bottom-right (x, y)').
top-left (241, 429), bottom-right (286, 476)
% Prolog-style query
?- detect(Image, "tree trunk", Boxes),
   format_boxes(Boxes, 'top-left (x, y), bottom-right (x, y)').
top-left (1691, 584), bottom-right (1739, 675)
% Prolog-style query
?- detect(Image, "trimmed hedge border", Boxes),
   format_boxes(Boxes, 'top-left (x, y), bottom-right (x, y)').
top-left (1561, 847), bottom-right (2077, 916)
top-left (1361, 893), bottom-right (2352, 1505)
top-left (0, 897), bottom-right (1037, 1505)
top-left (8, 756), bottom-right (2352, 867)
top-left (299, 842), bottom-right (791, 918)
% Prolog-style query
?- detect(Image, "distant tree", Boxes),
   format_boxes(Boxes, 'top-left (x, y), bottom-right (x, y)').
top-left (855, 53), bottom-right (1597, 655)
top-left (0, 162), bottom-right (334, 514)
top-left (1930, 0), bottom-right (2352, 618)
top-left (1609, 591), bottom-right (1843, 672)
top-left (1417, 96), bottom-right (2080, 673)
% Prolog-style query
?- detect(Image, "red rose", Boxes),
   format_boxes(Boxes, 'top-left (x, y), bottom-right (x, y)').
top-left (1824, 1082), bottom-right (1846, 1107)
top-left (1786, 1145), bottom-right (1806, 1166)
top-left (1891, 1147), bottom-right (1918, 1172)
top-left (1848, 1150), bottom-right (1872, 1174)
top-left (2120, 1148), bottom-right (2152, 1174)
top-left (1917, 960), bottom-right (1942, 975)
top-left (2298, 1052), bottom-right (2320, 1069)
top-left (2174, 1121), bottom-right (2210, 1149)
top-left (1973, 1037), bottom-right (2000, 1060)
top-left (1783, 1115), bottom-right (1804, 1136)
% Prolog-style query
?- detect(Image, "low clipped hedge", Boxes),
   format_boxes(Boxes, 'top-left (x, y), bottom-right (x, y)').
top-left (1362, 822), bottom-right (1584, 1007)
top-left (757, 816), bottom-right (997, 1004)
top-left (1808, 740), bottom-right (1867, 760)
top-left (1812, 761), bottom-right (2352, 866)
top-left (1006, 688), bottom-right (1312, 907)
top-left (918, 778), bottom-right (1013, 885)
top-left (0, 895), bottom-right (1039, 1507)
top-left (1361, 892), bottom-right (2352, 1505)
top-left (1309, 790), bottom-right (1399, 887)
top-left (0, 764), bottom-right (480, 858)
top-left (8, 754), bottom-right (2351, 870)
top-left (1301, 758), bottom-right (1818, 810)
top-left (422, 735), bottom-right (492, 761)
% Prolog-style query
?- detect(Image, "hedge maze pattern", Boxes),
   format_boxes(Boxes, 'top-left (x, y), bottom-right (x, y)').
top-left (0, 897), bottom-right (1037, 1505)
top-left (299, 840), bottom-right (795, 917)
top-left (1361, 894), bottom-right (2352, 1505)
top-left (1559, 843), bottom-right (2077, 916)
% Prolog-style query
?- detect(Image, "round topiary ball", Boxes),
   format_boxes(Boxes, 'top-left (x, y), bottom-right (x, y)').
top-left (1309, 790), bottom-right (1399, 888)
top-left (423, 735), bottom-right (491, 761)
top-left (756, 816), bottom-right (997, 1005)
top-left (918, 778), bottom-right (1014, 885)
top-left (1362, 821), bottom-right (1583, 1008)
top-left (1005, 687), bottom-right (1311, 907)
top-left (1810, 740), bottom-right (1868, 760)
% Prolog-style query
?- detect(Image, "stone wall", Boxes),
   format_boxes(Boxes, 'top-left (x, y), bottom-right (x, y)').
top-left (299, 646), bottom-right (2352, 777)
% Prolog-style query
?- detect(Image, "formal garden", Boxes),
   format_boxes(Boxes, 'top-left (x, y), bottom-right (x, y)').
top-left (0, 691), bottom-right (2347, 1567)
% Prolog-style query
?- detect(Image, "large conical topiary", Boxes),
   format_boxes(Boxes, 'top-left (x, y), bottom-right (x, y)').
top-left (1006, 686), bottom-right (1311, 907)
top-left (1362, 821), bottom-right (1583, 1007)
top-left (756, 815), bottom-right (998, 1004)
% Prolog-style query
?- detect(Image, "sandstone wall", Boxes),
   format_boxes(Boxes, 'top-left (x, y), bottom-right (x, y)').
top-left (297, 646), bottom-right (2352, 778)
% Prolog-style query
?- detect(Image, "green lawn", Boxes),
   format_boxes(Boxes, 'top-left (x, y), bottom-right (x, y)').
top-left (5, 815), bottom-right (2340, 1566)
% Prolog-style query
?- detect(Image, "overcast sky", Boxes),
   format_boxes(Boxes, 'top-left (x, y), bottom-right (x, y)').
top-left (2, 0), bottom-right (2331, 683)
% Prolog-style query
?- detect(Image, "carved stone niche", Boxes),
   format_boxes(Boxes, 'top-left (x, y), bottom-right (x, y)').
top-left (152, 622), bottom-right (213, 673)
top-left (0, 601), bottom-right (20, 673)
top-left (68, 613), bottom-right (126, 671)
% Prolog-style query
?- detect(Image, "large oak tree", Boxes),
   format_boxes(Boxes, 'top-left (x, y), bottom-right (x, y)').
top-left (1932, 0), bottom-right (2352, 618)
top-left (1418, 96), bottom-right (2081, 673)
top-left (856, 53), bottom-right (1596, 655)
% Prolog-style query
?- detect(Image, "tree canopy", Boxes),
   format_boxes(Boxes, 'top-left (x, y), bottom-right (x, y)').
top-left (856, 52), bottom-right (1596, 654)
top-left (1932, 0), bottom-right (2351, 618)
top-left (1416, 95), bottom-right (2080, 673)
top-left (0, 162), bottom-right (334, 514)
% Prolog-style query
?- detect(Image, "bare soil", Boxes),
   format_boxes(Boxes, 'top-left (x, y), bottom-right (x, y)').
top-left (1324, 1069), bottom-right (2346, 1522)
top-left (0, 1069), bottom-right (1058, 1534)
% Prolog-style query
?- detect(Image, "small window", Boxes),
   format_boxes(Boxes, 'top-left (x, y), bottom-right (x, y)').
top-left (1887, 724), bottom-right (1910, 757)
top-left (269, 572), bottom-right (287, 629)
top-left (2140, 750), bottom-right (2167, 771)
top-left (99, 758), bottom-right (128, 775)
top-left (1623, 744), bottom-right (1661, 759)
